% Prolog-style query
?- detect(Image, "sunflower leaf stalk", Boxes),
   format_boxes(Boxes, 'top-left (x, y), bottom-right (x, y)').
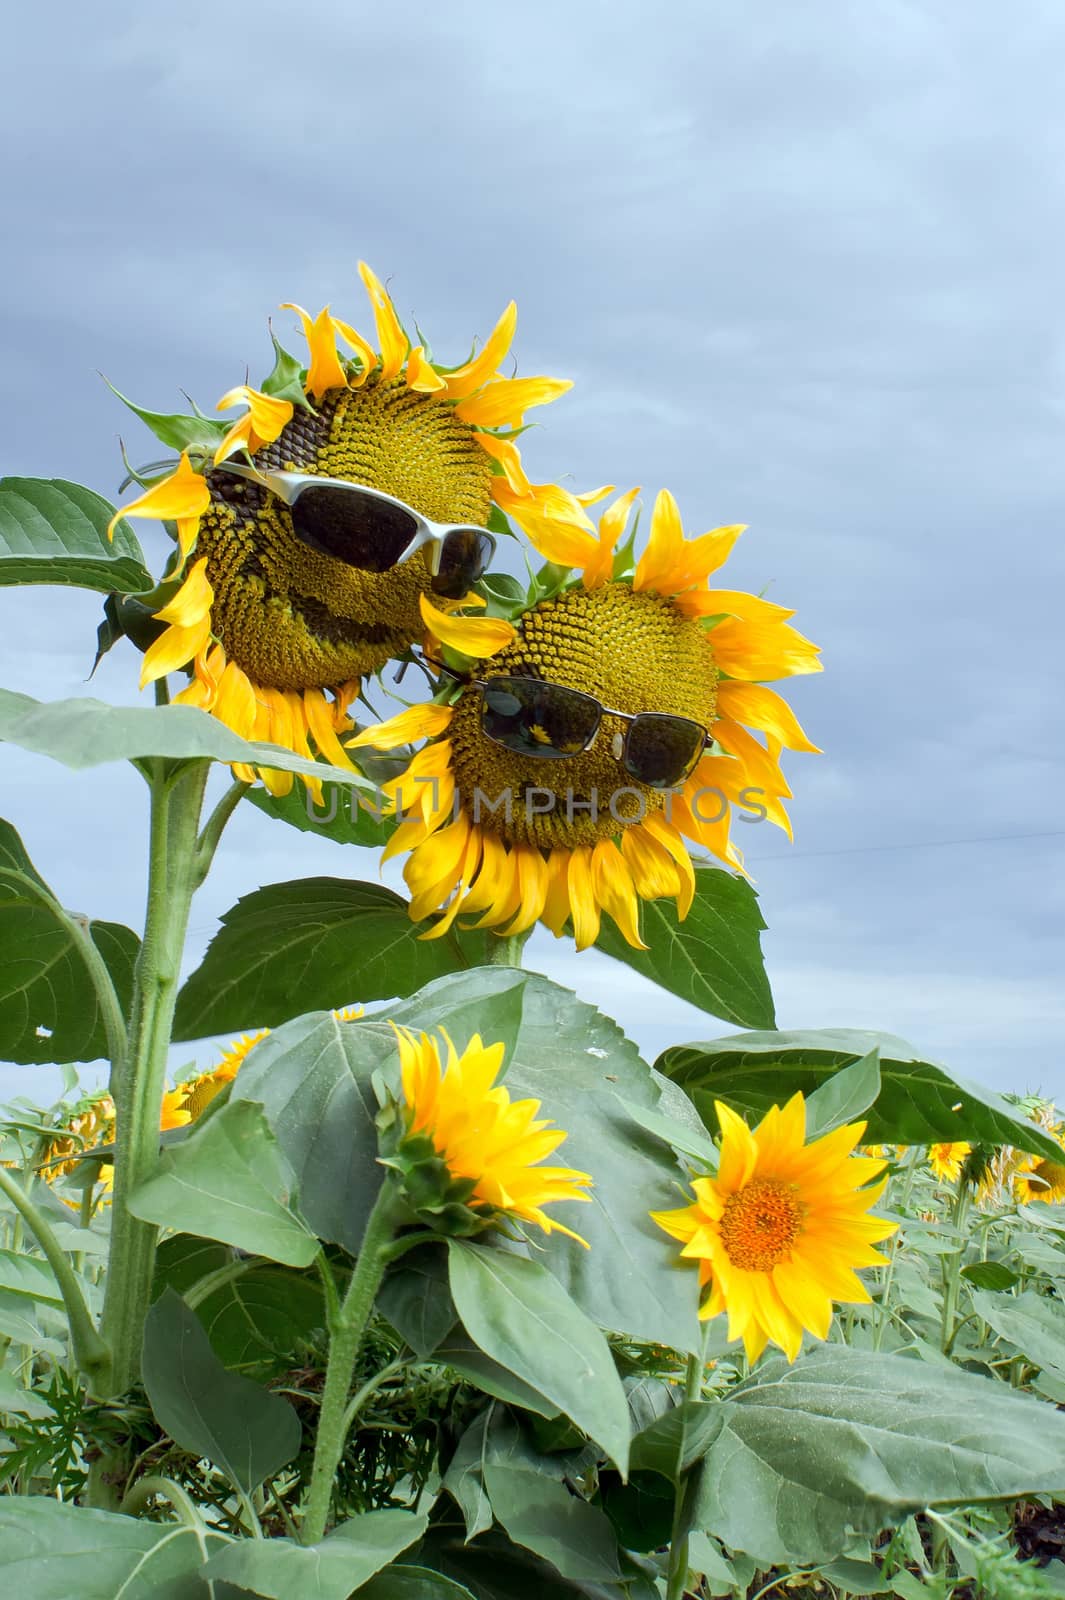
top-left (300, 1178), bottom-right (405, 1544)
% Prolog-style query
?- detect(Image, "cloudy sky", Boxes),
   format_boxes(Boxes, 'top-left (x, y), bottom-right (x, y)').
top-left (3, 0), bottom-right (1064, 1107)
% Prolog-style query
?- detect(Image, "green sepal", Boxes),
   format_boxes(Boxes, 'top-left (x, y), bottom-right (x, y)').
top-left (103, 376), bottom-right (228, 455)
top-left (260, 331), bottom-right (315, 411)
top-left (376, 1104), bottom-right (487, 1238)
top-left (486, 502), bottom-right (514, 539)
top-left (93, 591), bottom-right (165, 672)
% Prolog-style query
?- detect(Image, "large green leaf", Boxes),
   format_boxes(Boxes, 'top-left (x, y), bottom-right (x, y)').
top-left (0, 1497), bottom-right (226, 1597)
top-left (969, 1289), bottom-right (1065, 1380)
top-left (385, 970), bottom-right (702, 1353)
top-left (0, 477), bottom-right (151, 592)
top-left (0, 689), bottom-right (378, 790)
top-left (415, 1520), bottom-right (652, 1600)
top-left (690, 1346), bottom-right (1065, 1566)
top-left (245, 781), bottom-right (394, 850)
top-left (194, 1263), bottom-right (325, 1371)
top-left (448, 1240), bottom-right (631, 1472)
top-left (0, 817), bottom-right (139, 1065)
top-left (483, 1461), bottom-right (624, 1583)
top-left (128, 1100), bottom-right (319, 1267)
top-left (142, 1288), bottom-right (302, 1493)
top-left (596, 861), bottom-right (774, 1028)
top-left (201, 1509), bottom-right (428, 1598)
top-left (657, 1028), bottom-right (1063, 1161)
top-left (173, 879), bottom-right (482, 1040)
top-left (355, 1568), bottom-right (477, 1599)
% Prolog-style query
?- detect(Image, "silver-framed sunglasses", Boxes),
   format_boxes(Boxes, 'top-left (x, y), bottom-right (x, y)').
top-left (214, 462), bottom-right (496, 599)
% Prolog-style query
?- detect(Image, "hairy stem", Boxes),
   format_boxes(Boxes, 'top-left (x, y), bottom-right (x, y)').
top-left (664, 1340), bottom-right (707, 1600)
top-left (301, 1182), bottom-right (403, 1544)
top-left (484, 927), bottom-right (531, 967)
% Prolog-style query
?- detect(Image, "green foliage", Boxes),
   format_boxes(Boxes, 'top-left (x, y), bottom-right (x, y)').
top-left (142, 1288), bottom-right (302, 1494)
top-left (244, 779), bottom-right (395, 849)
top-left (0, 477), bottom-right (152, 592)
top-left (172, 878), bottom-right (487, 1040)
top-left (0, 1496), bottom-right (227, 1597)
top-left (659, 1027), bottom-right (1065, 1160)
top-left (200, 1507), bottom-right (429, 1596)
top-left (596, 860), bottom-right (775, 1028)
top-left (0, 818), bottom-right (138, 1065)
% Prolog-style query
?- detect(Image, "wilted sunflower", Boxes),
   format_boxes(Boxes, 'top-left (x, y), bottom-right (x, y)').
top-left (386, 1025), bottom-right (592, 1242)
top-left (106, 264), bottom-right (586, 794)
top-left (927, 1142), bottom-right (972, 1183)
top-left (652, 1094), bottom-right (895, 1363)
top-left (353, 487), bottom-right (820, 947)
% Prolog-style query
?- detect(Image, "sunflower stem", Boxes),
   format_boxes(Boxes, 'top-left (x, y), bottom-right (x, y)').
top-left (300, 1180), bottom-right (404, 1544)
top-left (664, 1337), bottom-right (708, 1600)
top-left (484, 928), bottom-right (531, 967)
top-left (89, 757), bottom-right (210, 1507)
top-left (939, 1176), bottom-right (971, 1354)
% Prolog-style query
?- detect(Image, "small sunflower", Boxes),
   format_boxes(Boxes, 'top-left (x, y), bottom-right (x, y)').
top-left (386, 1025), bottom-right (592, 1243)
top-left (353, 488), bottom-right (820, 948)
top-left (172, 1029), bottom-right (270, 1121)
top-left (106, 264), bottom-right (586, 795)
top-left (927, 1142), bottom-right (972, 1183)
top-left (651, 1094), bottom-right (894, 1363)
top-left (1014, 1126), bottom-right (1065, 1204)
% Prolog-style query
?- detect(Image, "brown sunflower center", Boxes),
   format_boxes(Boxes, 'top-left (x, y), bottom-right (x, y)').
top-left (447, 583), bottom-right (720, 848)
top-left (718, 1178), bottom-right (804, 1272)
top-left (196, 382), bottom-right (494, 692)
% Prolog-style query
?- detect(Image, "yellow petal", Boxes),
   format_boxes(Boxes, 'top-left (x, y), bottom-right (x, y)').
top-left (500, 844), bottom-right (550, 937)
top-left (441, 302), bottom-right (518, 399)
top-left (474, 431), bottom-right (532, 495)
top-left (540, 847), bottom-right (572, 937)
top-left (154, 557), bottom-right (214, 627)
top-left (715, 681), bottom-right (821, 753)
top-left (709, 618), bottom-right (823, 681)
top-left (358, 262), bottom-right (408, 383)
top-left (281, 302), bottom-right (348, 400)
top-left (455, 376), bottom-right (573, 430)
top-left (591, 841), bottom-right (645, 949)
top-left (582, 486), bottom-right (641, 590)
top-left (139, 616), bottom-right (210, 688)
top-left (566, 846), bottom-right (601, 951)
top-left (633, 489), bottom-right (685, 593)
top-left (406, 345), bottom-right (446, 394)
top-left (107, 451), bottom-right (210, 541)
top-left (348, 701), bottom-right (454, 750)
top-left (304, 688), bottom-right (359, 771)
top-left (420, 594), bottom-right (516, 658)
top-left (331, 315), bottom-right (378, 387)
top-left (678, 588), bottom-right (794, 624)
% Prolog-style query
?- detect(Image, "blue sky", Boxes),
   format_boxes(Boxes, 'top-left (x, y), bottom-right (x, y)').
top-left (3, 0), bottom-right (1064, 1105)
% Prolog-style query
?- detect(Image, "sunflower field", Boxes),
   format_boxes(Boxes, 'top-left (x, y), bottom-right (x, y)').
top-left (2, 270), bottom-right (1065, 1598)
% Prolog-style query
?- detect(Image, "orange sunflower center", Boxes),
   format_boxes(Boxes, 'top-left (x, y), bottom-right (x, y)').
top-left (195, 382), bottom-right (495, 692)
top-left (718, 1178), bottom-right (805, 1272)
top-left (446, 582), bottom-right (720, 848)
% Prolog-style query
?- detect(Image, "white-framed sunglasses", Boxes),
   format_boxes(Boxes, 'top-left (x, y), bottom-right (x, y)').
top-left (214, 462), bottom-right (496, 598)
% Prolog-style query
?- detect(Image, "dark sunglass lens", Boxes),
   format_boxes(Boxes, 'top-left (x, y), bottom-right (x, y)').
top-left (430, 528), bottom-right (496, 598)
top-left (290, 486), bottom-right (418, 571)
top-left (624, 714), bottom-right (705, 787)
top-left (481, 678), bottom-right (599, 758)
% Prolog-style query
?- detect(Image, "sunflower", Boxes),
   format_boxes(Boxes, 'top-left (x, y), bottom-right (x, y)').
top-left (387, 1025), bottom-right (592, 1243)
top-left (352, 487), bottom-right (820, 947)
top-left (927, 1142), bottom-right (972, 1183)
top-left (1014, 1126), bottom-right (1065, 1204)
top-left (652, 1095), bottom-right (894, 1363)
top-left (172, 1029), bottom-right (270, 1121)
top-left (105, 264), bottom-right (586, 795)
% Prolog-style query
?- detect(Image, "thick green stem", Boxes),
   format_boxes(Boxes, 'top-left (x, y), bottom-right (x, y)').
top-left (0, 1164), bottom-right (109, 1386)
top-left (872, 1144), bottom-right (920, 1352)
top-left (940, 1178), bottom-right (972, 1354)
top-left (664, 1342), bottom-right (707, 1600)
top-left (301, 1182), bottom-right (403, 1544)
top-left (98, 759), bottom-right (210, 1405)
top-left (485, 928), bottom-right (531, 967)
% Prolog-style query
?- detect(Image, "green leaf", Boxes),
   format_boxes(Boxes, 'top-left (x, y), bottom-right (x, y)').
top-left (657, 1028), bottom-right (1064, 1162)
top-left (804, 1048), bottom-right (882, 1136)
top-left (128, 1100), bottom-right (318, 1267)
top-left (0, 1497), bottom-right (226, 1598)
top-left (172, 879), bottom-right (476, 1040)
top-left (629, 1399), bottom-right (724, 1480)
top-left (599, 1470), bottom-right (676, 1553)
top-left (195, 1263), bottom-right (325, 1371)
top-left (483, 1461), bottom-right (624, 1582)
top-left (596, 861), bottom-right (774, 1028)
top-left (104, 380), bottom-right (229, 454)
top-left (354, 1568), bottom-right (477, 1599)
top-left (414, 1522), bottom-right (648, 1600)
top-left (0, 817), bottom-right (139, 1065)
top-left (142, 1287), bottom-right (302, 1493)
top-left (385, 969), bottom-right (702, 1353)
top-left (245, 779), bottom-right (394, 850)
top-left (434, 1327), bottom-right (561, 1417)
top-left (691, 1346), bottom-right (1065, 1566)
top-left (0, 1246), bottom-right (64, 1308)
top-left (378, 1245), bottom-right (458, 1358)
top-left (0, 477), bottom-right (152, 592)
top-left (0, 689), bottom-right (381, 791)
top-left (447, 1240), bottom-right (631, 1472)
top-left (969, 1289), bottom-right (1065, 1378)
top-left (201, 1508), bottom-right (428, 1598)
top-left (961, 1262), bottom-right (1020, 1292)
top-left (0, 1369), bottom-right (52, 1420)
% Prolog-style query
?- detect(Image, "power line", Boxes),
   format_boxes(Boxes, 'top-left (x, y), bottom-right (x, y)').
top-left (748, 828), bottom-right (1065, 865)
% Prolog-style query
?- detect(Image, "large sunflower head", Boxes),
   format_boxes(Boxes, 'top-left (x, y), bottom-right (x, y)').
top-left (352, 487), bottom-right (821, 948)
top-left (105, 265), bottom-right (586, 794)
top-left (652, 1094), bottom-right (895, 1364)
